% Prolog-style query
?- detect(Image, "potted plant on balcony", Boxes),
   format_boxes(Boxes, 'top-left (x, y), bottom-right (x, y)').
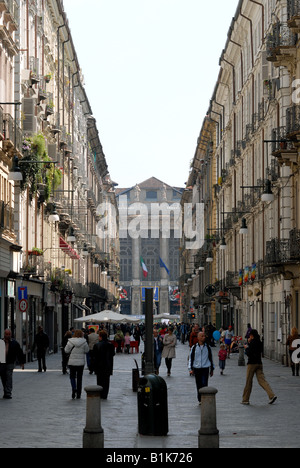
top-left (50, 268), bottom-right (64, 292)
top-left (29, 247), bottom-right (44, 257)
top-left (20, 133), bottom-right (62, 202)
top-left (44, 73), bottom-right (52, 83)
top-left (46, 100), bottom-right (54, 116)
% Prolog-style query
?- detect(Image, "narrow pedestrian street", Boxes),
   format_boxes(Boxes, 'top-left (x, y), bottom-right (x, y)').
top-left (0, 341), bottom-right (299, 449)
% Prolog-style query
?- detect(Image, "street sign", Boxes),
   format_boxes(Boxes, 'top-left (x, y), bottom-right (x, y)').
top-left (19, 299), bottom-right (28, 312)
top-left (218, 297), bottom-right (230, 305)
top-left (204, 285), bottom-right (216, 297)
top-left (0, 340), bottom-right (6, 364)
top-left (18, 287), bottom-right (28, 300)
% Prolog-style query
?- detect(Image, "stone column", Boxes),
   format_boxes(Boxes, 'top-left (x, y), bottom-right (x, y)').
top-left (83, 386), bottom-right (104, 448)
top-left (198, 387), bottom-right (219, 449)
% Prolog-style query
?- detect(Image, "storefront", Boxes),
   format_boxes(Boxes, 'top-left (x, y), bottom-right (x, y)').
top-left (15, 279), bottom-right (45, 361)
top-left (0, 240), bottom-right (20, 338)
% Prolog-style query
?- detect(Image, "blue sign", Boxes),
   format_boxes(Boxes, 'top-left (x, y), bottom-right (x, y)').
top-left (18, 287), bottom-right (28, 301)
top-left (141, 287), bottom-right (159, 302)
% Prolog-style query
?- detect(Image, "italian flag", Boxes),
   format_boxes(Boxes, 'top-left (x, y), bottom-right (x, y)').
top-left (140, 257), bottom-right (148, 278)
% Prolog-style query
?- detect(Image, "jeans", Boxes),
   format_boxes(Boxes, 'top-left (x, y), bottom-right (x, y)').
top-left (154, 351), bottom-right (162, 371)
top-left (69, 365), bottom-right (84, 397)
top-left (0, 363), bottom-right (14, 398)
top-left (193, 367), bottom-right (210, 402)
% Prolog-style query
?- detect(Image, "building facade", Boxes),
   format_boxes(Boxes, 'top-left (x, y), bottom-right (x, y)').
top-left (117, 177), bottom-right (183, 317)
top-left (0, 0), bottom-right (119, 358)
top-left (181, 0), bottom-right (300, 364)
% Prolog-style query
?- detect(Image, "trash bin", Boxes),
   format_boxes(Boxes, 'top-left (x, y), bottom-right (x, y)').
top-left (137, 374), bottom-right (168, 436)
top-left (132, 359), bottom-right (140, 392)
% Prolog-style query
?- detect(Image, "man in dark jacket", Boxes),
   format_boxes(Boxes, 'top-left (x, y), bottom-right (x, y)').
top-left (0, 329), bottom-right (25, 399)
top-left (32, 326), bottom-right (50, 372)
top-left (93, 330), bottom-right (115, 399)
top-left (242, 329), bottom-right (277, 405)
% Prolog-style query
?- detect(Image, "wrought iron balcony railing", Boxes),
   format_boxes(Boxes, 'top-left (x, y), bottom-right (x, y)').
top-left (266, 22), bottom-right (297, 64)
top-left (2, 113), bottom-right (22, 155)
top-left (0, 106), bottom-right (3, 140)
top-left (287, 0), bottom-right (300, 32)
top-left (286, 105), bottom-right (300, 135)
top-left (265, 231), bottom-right (300, 266)
top-left (0, 201), bottom-right (14, 233)
top-left (271, 124), bottom-right (299, 165)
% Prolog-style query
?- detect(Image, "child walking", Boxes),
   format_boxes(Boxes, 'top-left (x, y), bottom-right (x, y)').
top-left (218, 343), bottom-right (227, 375)
top-left (124, 332), bottom-right (131, 354)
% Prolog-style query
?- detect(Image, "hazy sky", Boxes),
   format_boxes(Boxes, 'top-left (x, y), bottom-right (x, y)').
top-left (63, 0), bottom-right (238, 189)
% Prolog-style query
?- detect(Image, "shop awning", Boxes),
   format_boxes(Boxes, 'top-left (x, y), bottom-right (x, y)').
top-left (59, 237), bottom-right (81, 260)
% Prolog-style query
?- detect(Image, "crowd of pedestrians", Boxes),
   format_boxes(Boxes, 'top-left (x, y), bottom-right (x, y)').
top-left (1, 320), bottom-right (300, 408)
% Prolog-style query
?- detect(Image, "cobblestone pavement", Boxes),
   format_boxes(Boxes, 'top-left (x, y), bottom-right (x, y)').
top-left (0, 340), bottom-right (299, 449)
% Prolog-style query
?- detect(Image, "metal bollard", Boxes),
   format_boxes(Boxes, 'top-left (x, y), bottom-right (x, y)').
top-left (238, 342), bottom-right (246, 366)
top-left (83, 386), bottom-right (104, 449)
top-left (198, 387), bottom-right (219, 449)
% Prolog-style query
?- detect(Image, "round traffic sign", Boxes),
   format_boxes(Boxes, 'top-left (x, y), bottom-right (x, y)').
top-left (19, 299), bottom-right (28, 312)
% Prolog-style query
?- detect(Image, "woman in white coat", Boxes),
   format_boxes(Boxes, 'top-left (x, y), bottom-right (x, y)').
top-left (162, 326), bottom-right (177, 376)
top-left (65, 329), bottom-right (89, 399)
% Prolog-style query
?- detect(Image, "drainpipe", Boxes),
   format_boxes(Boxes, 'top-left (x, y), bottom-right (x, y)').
top-left (240, 10), bottom-right (254, 69)
top-left (229, 37), bottom-right (244, 89)
top-left (62, 33), bottom-right (70, 128)
top-left (249, 0), bottom-right (265, 43)
top-left (220, 52), bottom-right (236, 105)
top-left (57, 21), bottom-right (66, 129)
top-left (210, 105), bottom-right (222, 147)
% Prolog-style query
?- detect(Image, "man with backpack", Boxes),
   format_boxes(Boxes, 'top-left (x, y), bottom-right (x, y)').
top-left (188, 331), bottom-right (214, 405)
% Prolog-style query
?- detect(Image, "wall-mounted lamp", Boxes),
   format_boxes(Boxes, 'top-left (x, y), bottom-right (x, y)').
top-left (206, 251), bottom-right (214, 263)
top-left (67, 227), bottom-right (76, 243)
top-left (49, 203), bottom-right (60, 223)
top-left (8, 156), bottom-right (23, 181)
top-left (239, 218), bottom-right (249, 235)
top-left (261, 180), bottom-right (275, 202)
top-left (220, 237), bottom-right (227, 250)
top-left (82, 244), bottom-right (89, 257)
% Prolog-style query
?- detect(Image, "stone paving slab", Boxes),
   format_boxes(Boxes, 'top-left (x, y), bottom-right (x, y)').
top-left (0, 341), bottom-right (299, 449)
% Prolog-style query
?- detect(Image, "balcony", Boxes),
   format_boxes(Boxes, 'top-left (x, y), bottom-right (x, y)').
top-left (266, 22), bottom-right (297, 68)
top-left (0, 0), bottom-right (18, 32)
top-left (0, 201), bottom-right (15, 238)
top-left (1, 113), bottom-right (22, 158)
top-left (264, 231), bottom-right (300, 277)
top-left (271, 127), bottom-right (298, 166)
top-left (0, 106), bottom-right (4, 141)
top-left (287, 0), bottom-right (300, 33)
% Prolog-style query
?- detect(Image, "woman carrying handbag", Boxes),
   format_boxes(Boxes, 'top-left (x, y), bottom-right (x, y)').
top-left (65, 329), bottom-right (89, 399)
top-left (162, 326), bottom-right (177, 376)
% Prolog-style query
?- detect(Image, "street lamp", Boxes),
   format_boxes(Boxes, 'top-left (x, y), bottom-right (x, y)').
top-left (239, 218), bottom-right (249, 235)
top-left (261, 180), bottom-right (275, 202)
top-left (82, 244), bottom-right (89, 257)
top-left (8, 156), bottom-right (23, 181)
top-left (48, 203), bottom-right (60, 223)
top-left (67, 227), bottom-right (76, 243)
top-left (206, 251), bottom-right (214, 262)
top-left (220, 237), bottom-right (227, 250)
